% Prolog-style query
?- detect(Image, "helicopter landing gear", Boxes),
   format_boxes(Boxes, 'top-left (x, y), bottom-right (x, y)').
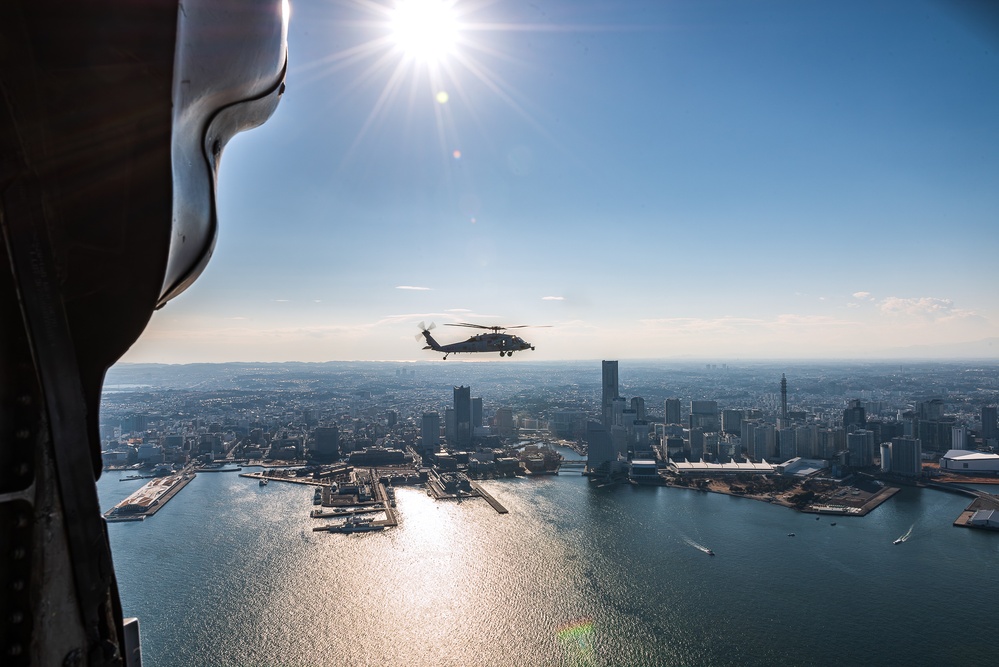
top-left (499, 351), bottom-right (506, 357)
top-left (443, 354), bottom-right (449, 360)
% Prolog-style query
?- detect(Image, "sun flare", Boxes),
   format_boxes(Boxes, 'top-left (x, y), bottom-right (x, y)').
top-left (390, 0), bottom-right (459, 64)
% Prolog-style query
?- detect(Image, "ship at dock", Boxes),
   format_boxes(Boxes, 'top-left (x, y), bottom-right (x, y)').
top-left (324, 516), bottom-right (385, 534)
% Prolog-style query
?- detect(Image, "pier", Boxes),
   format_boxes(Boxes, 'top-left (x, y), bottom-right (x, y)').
top-left (105, 472), bottom-right (196, 521)
top-left (468, 480), bottom-right (508, 514)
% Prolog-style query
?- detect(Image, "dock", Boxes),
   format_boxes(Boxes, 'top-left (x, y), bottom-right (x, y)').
top-left (468, 480), bottom-right (508, 514)
top-left (105, 472), bottom-right (196, 521)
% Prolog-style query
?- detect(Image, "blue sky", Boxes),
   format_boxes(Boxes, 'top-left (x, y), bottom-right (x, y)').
top-left (122, 0), bottom-right (999, 363)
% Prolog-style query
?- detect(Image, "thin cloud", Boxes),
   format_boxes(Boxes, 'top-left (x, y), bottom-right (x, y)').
top-left (396, 285), bottom-right (432, 291)
top-left (852, 291), bottom-right (875, 301)
top-left (542, 296), bottom-right (565, 301)
top-left (879, 296), bottom-right (980, 322)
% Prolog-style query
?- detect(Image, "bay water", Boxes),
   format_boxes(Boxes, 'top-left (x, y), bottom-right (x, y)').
top-left (98, 468), bottom-right (999, 666)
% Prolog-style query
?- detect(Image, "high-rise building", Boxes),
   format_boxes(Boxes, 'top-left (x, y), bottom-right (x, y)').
top-left (847, 429), bottom-right (875, 467)
top-left (689, 427), bottom-right (705, 461)
top-left (631, 397), bottom-right (646, 421)
top-left (982, 406), bottom-right (998, 443)
top-left (919, 399), bottom-right (945, 422)
top-left (891, 436), bottom-right (922, 476)
top-left (471, 397), bottom-right (483, 429)
top-left (612, 397), bottom-right (627, 429)
top-left (690, 400), bottom-right (719, 432)
top-left (421, 412), bottom-right (440, 451)
top-left (552, 411), bottom-right (588, 439)
top-left (951, 426), bottom-right (967, 450)
top-left (744, 422), bottom-right (775, 462)
top-left (664, 398), bottom-right (681, 425)
top-left (494, 407), bottom-right (515, 438)
top-left (312, 425), bottom-right (340, 459)
top-left (454, 386), bottom-right (472, 448)
top-left (880, 443), bottom-right (892, 472)
top-left (586, 420), bottom-right (616, 474)
top-left (721, 409), bottom-right (744, 435)
top-left (445, 408), bottom-right (455, 446)
top-left (602, 361), bottom-right (619, 429)
top-left (843, 399), bottom-right (866, 433)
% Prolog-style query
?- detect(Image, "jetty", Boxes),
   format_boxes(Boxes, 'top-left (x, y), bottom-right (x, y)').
top-left (105, 472), bottom-right (195, 521)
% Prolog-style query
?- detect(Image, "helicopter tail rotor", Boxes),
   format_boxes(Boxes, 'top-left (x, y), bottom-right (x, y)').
top-left (416, 321), bottom-right (442, 351)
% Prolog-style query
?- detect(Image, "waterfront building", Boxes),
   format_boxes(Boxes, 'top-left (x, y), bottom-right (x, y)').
top-left (664, 398), bottom-right (681, 425)
top-left (847, 429), bottom-right (875, 467)
top-left (421, 412), bottom-right (440, 451)
top-left (880, 443), bottom-right (892, 472)
top-left (629, 459), bottom-right (659, 482)
top-left (890, 437), bottom-right (922, 476)
top-left (602, 360), bottom-right (619, 429)
top-left (586, 420), bottom-right (616, 474)
top-left (938, 449), bottom-right (999, 474)
top-left (611, 425), bottom-right (629, 458)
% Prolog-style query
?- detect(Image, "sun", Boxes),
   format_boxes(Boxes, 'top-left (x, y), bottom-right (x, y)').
top-left (390, 0), bottom-right (459, 64)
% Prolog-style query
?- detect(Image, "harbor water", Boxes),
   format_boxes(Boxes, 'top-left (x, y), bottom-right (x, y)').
top-left (98, 470), bottom-right (999, 666)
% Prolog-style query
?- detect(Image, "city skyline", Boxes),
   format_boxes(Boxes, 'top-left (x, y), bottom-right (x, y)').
top-left (121, 0), bottom-right (998, 364)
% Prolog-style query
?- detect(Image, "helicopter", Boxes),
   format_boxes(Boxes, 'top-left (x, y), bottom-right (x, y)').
top-left (417, 322), bottom-right (546, 360)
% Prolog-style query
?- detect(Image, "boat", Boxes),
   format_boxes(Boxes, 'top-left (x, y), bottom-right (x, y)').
top-left (787, 533), bottom-right (795, 537)
top-left (830, 522), bottom-right (836, 526)
top-left (327, 516), bottom-right (384, 534)
top-left (706, 549), bottom-right (715, 556)
top-left (259, 478), bottom-right (268, 486)
top-left (893, 538), bottom-right (903, 545)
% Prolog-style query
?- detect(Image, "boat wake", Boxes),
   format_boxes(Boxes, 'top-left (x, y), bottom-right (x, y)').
top-left (893, 524), bottom-right (914, 545)
top-left (682, 536), bottom-right (714, 555)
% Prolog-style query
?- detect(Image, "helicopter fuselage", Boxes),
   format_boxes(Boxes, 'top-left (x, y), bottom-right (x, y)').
top-left (421, 330), bottom-right (535, 359)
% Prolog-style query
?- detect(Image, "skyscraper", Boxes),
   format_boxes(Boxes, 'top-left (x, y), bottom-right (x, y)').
top-left (421, 412), bottom-right (440, 451)
top-left (602, 360), bottom-right (619, 429)
top-left (690, 400), bottom-right (719, 432)
top-left (454, 386), bottom-right (472, 448)
top-left (586, 420), bottom-right (616, 474)
top-left (630, 397), bottom-right (646, 421)
top-left (847, 429), bottom-right (875, 467)
top-left (664, 398), bottom-right (681, 425)
top-left (843, 399), bottom-right (866, 433)
top-left (471, 397), bottom-right (483, 429)
top-left (982, 406), bottom-right (998, 443)
top-left (891, 436), bottom-right (922, 476)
